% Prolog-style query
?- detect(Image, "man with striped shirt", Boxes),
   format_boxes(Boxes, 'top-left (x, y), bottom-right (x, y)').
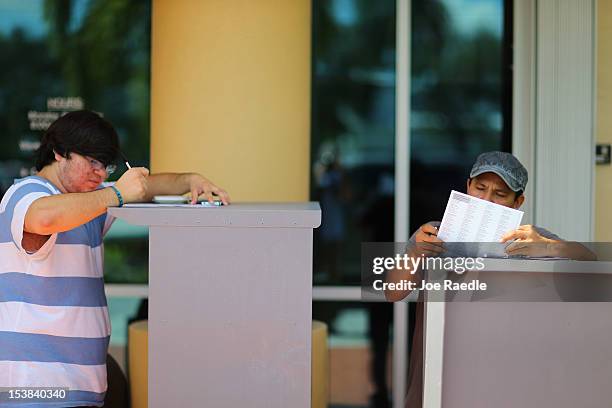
top-left (0, 110), bottom-right (230, 407)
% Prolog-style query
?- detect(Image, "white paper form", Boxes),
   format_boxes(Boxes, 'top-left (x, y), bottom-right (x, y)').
top-left (123, 203), bottom-right (222, 208)
top-left (437, 190), bottom-right (523, 243)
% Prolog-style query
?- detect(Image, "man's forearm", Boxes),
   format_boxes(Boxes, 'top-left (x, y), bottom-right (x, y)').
top-left (384, 260), bottom-right (423, 302)
top-left (144, 173), bottom-right (193, 201)
top-left (25, 188), bottom-right (119, 235)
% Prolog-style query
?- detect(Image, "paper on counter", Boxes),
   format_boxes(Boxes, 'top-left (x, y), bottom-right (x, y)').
top-left (437, 190), bottom-right (523, 243)
top-left (124, 202), bottom-right (222, 208)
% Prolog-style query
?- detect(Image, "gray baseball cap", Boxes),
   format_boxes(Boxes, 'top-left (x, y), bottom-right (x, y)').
top-left (469, 151), bottom-right (528, 192)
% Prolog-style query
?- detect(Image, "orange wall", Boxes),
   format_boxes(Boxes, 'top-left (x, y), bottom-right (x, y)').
top-left (151, 0), bottom-right (311, 202)
top-left (596, 1), bottom-right (612, 240)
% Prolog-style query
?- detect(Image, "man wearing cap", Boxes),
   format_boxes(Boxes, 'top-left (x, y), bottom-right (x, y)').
top-left (386, 151), bottom-right (594, 407)
top-left (399, 151), bottom-right (594, 264)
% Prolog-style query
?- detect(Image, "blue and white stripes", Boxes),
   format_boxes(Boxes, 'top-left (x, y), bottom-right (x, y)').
top-left (0, 273), bottom-right (107, 307)
top-left (0, 176), bottom-right (113, 407)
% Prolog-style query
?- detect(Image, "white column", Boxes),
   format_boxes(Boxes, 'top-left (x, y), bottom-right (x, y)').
top-left (535, 0), bottom-right (595, 241)
top-left (513, 0), bottom-right (537, 225)
top-left (393, 0), bottom-right (411, 407)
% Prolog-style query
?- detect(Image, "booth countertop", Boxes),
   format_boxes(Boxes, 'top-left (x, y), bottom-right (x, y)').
top-left (458, 258), bottom-right (612, 274)
top-left (108, 202), bottom-right (322, 228)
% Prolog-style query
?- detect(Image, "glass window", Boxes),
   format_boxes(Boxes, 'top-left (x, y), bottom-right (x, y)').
top-left (311, 0), bottom-right (396, 286)
top-left (409, 0), bottom-right (511, 231)
top-left (311, 1), bottom-right (511, 406)
top-left (311, 0), bottom-right (512, 282)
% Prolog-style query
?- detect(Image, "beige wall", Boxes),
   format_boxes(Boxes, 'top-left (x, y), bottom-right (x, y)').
top-left (596, 1), bottom-right (612, 240)
top-left (151, 0), bottom-right (311, 202)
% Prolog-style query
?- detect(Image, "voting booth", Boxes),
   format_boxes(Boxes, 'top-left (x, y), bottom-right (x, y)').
top-left (109, 203), bottom-right (321, 408)
top-left (422, 259), bottom-right (612, 408)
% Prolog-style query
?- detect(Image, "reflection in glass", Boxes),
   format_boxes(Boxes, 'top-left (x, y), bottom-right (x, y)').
top-left (311, 2), bottom-right (396, 407)
top-left (311, 0), bottom-right (510, 406)
top-left (311, 0), bottom-right (396, 286)
top-left (410, 0), bottom-right (511, 231)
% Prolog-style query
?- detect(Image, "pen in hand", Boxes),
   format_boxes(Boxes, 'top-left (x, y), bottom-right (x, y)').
top-left (119, 151), bottom-right (131, 169)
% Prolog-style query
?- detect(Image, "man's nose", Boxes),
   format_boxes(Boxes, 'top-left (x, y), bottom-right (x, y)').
top-left (481, 191), bottom-right (494, 202)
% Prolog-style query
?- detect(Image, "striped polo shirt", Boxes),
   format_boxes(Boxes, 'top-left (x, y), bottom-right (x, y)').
top-left (0, 176), bottom-right (113, 407)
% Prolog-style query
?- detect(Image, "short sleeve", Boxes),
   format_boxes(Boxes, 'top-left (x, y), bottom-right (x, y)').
top-left (96, 183), bottom-right (116, 237)
top-left (0, 179), bottom-right (56, 254)
top-left (102, 212), bottom-right (116, 237)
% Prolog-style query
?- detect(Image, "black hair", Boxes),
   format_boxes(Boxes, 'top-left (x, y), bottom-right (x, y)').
top-left (35, 110), bottom-right (119, 171)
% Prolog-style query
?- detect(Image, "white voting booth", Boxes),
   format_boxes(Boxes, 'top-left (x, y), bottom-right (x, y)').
top-left (109, 203), bottom-right (321, 408)
top-left (419, 192), bottom-right (612, 407)
top-left (422, 259), bottom-right (612, 408)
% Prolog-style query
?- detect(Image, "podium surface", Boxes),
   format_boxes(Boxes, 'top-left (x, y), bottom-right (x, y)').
top-left (423, 259), bottom-right (612, 408)
top-left (109, 203), bottom-right (321, 408)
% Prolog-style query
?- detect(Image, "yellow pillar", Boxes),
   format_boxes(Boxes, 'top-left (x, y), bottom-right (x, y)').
top-left (312, 320), bottom-right (330, 408)
top-left (151, 0), bottom-right (312, 202)
top-left (596, 1), bottom-right (612, 240)
top-left (128, 320), bottom-right (148, 408)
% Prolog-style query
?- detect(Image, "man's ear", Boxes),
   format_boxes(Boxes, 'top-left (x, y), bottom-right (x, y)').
top-left (53, 150), bottom-right (63, 162)
top-left (466, 178), bottom-right (472, 191)
top-left (513, 194), bottom-right (525, 209)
